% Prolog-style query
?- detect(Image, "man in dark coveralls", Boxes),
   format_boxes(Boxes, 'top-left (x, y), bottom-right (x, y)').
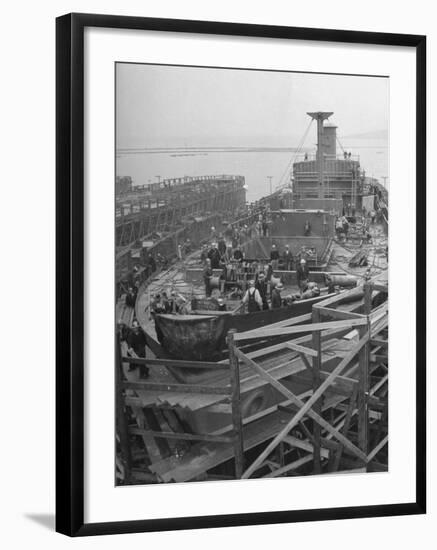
top-left (296, 258), bottom-right (310, 295)
top-left (255, 272), bottom-right (269, 310)
top-left (203, 258), bottom-right (214, 297)
top-left (127, 320), bottom-right (149, 378)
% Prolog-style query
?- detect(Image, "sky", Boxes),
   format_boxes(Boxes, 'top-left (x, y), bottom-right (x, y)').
top-left (116, 63), bottom-right (389, 149)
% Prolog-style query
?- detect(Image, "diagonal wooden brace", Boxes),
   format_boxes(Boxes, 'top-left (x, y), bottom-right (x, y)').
top-left (235, 336), bottom-right (370, 478)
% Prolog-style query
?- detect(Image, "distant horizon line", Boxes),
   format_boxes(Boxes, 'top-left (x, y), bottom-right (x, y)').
top-left (117, 144), bottom-right (388, 154)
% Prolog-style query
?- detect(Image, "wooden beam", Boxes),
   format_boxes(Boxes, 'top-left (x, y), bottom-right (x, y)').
top-left (312, 307), bottom-right (322, 474)
top-left (330, 385), bottom-right (358, 472)
top-left (129, 427), bottom-right (233, 443)
top-left (233, 317), bottom-right (368, 342)
top-left (283, 435), bottom-right (330, 458)
top-left (122, 380), bottom-right (231, 395)
top-left (228, 329), bottom-right (245, 479)
top-left (234, 348), bottom-right (369, 478)
top-left (264, 455), bottom-right (314, 478)
top-left (122, 356), bottom-right (230, 370)
top-left (357, 323), bottom-right (370, 456)
top-left (285, 342), bottom-right (318, 357)
top-left (315, 306), bottom-right (365, 321)
top-left (367, 435), bottom-right (388, 462)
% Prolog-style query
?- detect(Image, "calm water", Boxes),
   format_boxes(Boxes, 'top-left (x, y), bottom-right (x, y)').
top-left (117, 139), bottom-right (388, 203)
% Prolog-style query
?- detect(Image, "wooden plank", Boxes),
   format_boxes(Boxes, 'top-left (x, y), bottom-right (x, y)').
top-left (264, 455), bottom-right (314, 478)
top-left (235, 347), bottom-right (369, 479)
top-left (357, 323), bottom-right (370, 455)
top-left (122, 356), bottom-right (230, 370)
top-left (283, 435), bottom-right (330, 459)
top-left (312, 307), bottom-right (322, 474)
top-left (233, 317), bottom-right (368, 342)
top-left (149, 410), bottom-right (292, 483)
top-left (285, 341), bottom-right (318, 357)
top-left (314, 306), bottom-right (365, 321)
top-left (331, 385), bottom-right (358, 472)
top-left (122, 381), bottom-right (231, 395)
top-left (129, 427), bottom-right (233, 443)
top-left (228, 329), bottom-right (244, 479)
top-left (367, 435), bottom-right (388, 462)
top-left (289, 370), bottom-right (358, 398)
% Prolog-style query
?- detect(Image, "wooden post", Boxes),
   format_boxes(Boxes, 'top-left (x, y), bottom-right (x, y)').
top-left (312, 307), bottom-right (322, 473)
top-left (228, 329), bottom-right (244, 479)
top-left (364, 282), bottom-right (372, 315)
top-left (357, 322), bottom-right (370, 463)
top-left (359, 282), bottom-right (372, 462)
top-left (116, 334), bottom-right (132, 483)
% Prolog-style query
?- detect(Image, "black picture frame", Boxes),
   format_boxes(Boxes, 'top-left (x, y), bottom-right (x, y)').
top-left (56, 12), bottom-right (426, 537)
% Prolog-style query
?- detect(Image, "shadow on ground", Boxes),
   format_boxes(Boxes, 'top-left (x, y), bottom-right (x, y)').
top-left (25, 513), bottom-right (55, 531)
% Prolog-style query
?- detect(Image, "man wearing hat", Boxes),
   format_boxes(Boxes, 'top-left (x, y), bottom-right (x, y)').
top-left (271, 282), bottom-right (283, 309)
top-left (242, 280), bottom-right (263, 313)
top-left (282, 244), bottom-right (293, 271)
top-left (296, 258), bottom-right (310, 295)
top-left (203, 258), bottom-right (214, 297)
top-left (126, 320), bottom-right (149, 378)
top-left (255, 272), bottom-right (269, 310)
top-left (207, 242), bottom-right (221, 269)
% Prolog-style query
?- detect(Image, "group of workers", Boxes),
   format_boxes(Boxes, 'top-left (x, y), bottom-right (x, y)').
top-left (240, 256), bottom-right (316, 312)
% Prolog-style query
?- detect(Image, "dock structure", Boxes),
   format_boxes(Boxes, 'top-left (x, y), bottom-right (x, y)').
top-left (116, 174), bottom-right (246, 248)
top-left (116, 277), bottom-right (388, 484)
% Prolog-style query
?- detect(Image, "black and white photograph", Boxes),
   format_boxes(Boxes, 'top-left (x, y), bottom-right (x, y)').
top-left (115, 63), bottom-right (389, 485)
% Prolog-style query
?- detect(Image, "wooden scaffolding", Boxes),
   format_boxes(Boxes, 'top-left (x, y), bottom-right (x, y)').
top-left (116, 280), bottom-right (388, 484)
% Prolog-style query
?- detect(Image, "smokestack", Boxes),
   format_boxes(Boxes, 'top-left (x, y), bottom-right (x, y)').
top-left (323, 123), bottom-right (337, 157)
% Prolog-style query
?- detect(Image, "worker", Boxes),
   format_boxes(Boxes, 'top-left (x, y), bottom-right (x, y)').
top-left (117, 319), bottom-right (129, 342)
top-left (161, 291), bottom-right (171, 313)
top-left (210, 226), bottom-right (218, 240)
top-left (265, 262), bottom-right (273, 282)
top-left (242, 280), bottom-right (263, 312)
top-left (233, 245), bottom-right (244, 262)
top-left (296, 258), bottom-right (310, 295)
top-left (304, 219), bottom-right (311, 236)
top-left (217, 234), bottom-right (227, 258)
top-left (208, 243), bottom-right (221, 269)
top-left (255, 272), bottom-right (269, 310)
top-left (150, 293), bottom-right (165, 314)
top-left (270, 244), bottom-right (280, 270)
top-left (282, 244), bottom-right (293, 270)
top-left (174, 293), bottom-right (188, 314)
top-left (262, 218), bottom-right (269, 237)
top-left (341, 215), bottom-right (349, 239)
top-left (200, 244), bottom-right (208, 264)
top-left (126, 320), bottom-right (149, 378)
top-left (203, 258), bottom-right (213, 297)
top-left (271, 282), bottom-right (283, 309)
top-left (335, 216), bottom-right (344, 238)
top-left (125, 287), bottom-right (137, 308)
